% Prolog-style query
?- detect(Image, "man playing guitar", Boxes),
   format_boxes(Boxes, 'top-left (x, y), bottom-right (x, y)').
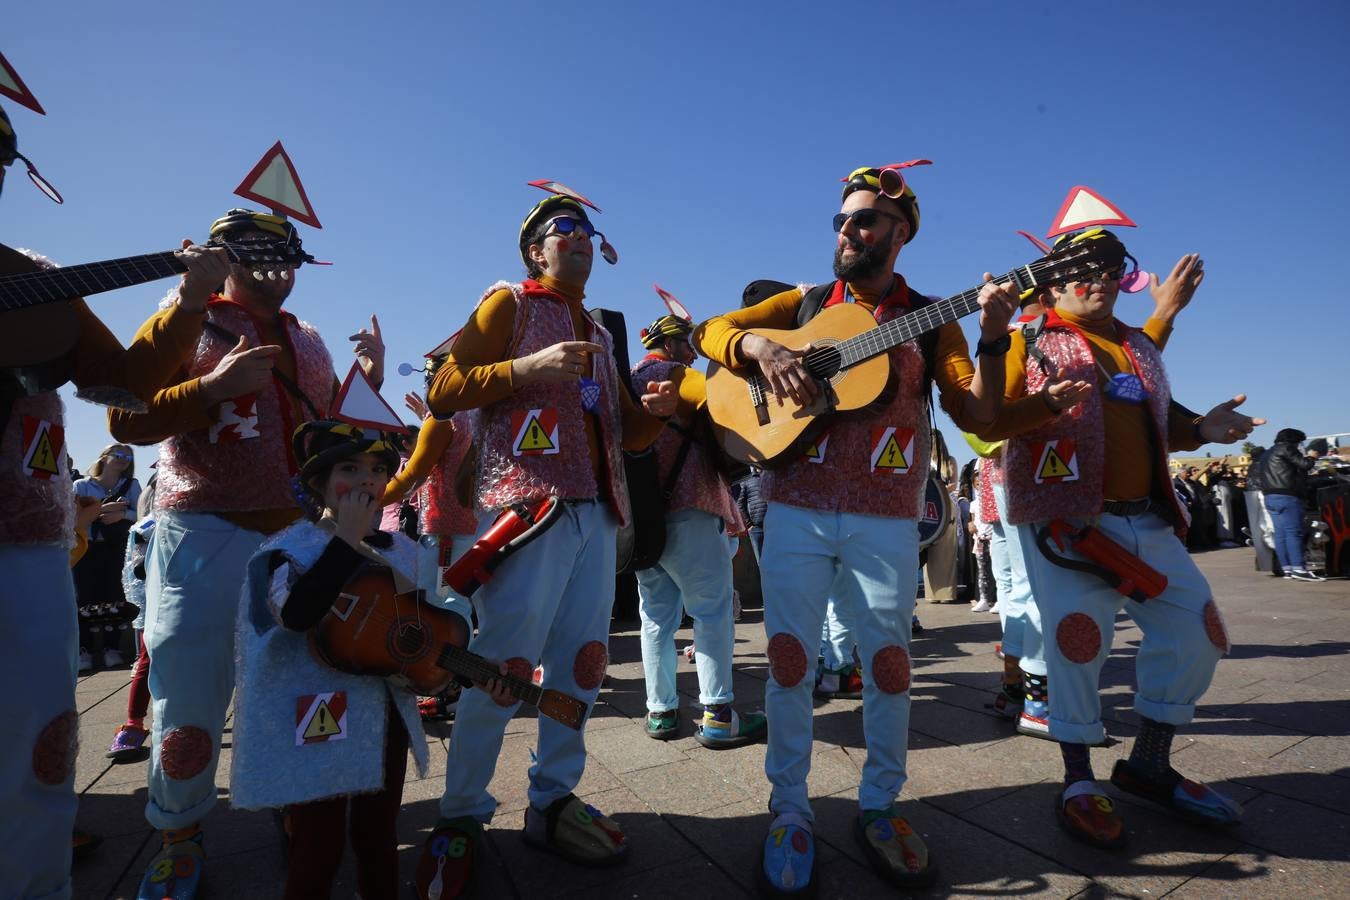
top-left (694, 163), bottom-right (1023, 894)
top-left (108, 208), bottom-right (384, 900)
top-left (0, 99), bottom-right (228, 900)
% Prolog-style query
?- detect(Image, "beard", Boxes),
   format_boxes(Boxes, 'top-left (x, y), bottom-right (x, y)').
top-left (832, 232), bottom-right (893, 282)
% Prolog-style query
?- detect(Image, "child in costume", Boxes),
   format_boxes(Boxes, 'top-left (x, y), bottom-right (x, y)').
top-left (231, 417), bottom-right (506, 899)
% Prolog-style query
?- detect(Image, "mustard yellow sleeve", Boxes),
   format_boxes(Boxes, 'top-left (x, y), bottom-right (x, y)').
top-left (427, 289), bottom-right (518, 416)
top-left (675, 365), bottom-right (707, 414)
top-left (106, 307), bottom-right (214, 445)
top-left (975, 330), bottom-right (1061, 440)
top-left (73, 300), bottom-right (206, 400)
top-left (383, 417), bottom-right (455, 508)
top-left (1142, 316), bottom-right (1173, 352)
top-left (692, 289), bottom-right (804, 368)
top-left (1166, 401), bottom-right (1205, 453)
top-left (930, 322), bottom-right (981, 429)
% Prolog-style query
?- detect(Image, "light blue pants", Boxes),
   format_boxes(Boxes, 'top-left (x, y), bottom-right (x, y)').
top-left (0, 546), bottom-right (78, 900)
top-left (417, 532), bottom-right (473, 622)
top-left (1018, 510), bottom-right (1223, 745)
top-left (143, 511), bottom-right (264, 830)
top-left (760, 502), bottom-right (919, 819)
top-left (636, 508), bottom-right (737, 711)
top-left (992, 484), bottom-right (1047, 676)
top-left (439, 500), bottom-right (616, 822)
top-left (819, 593), bottom-right (856, 671)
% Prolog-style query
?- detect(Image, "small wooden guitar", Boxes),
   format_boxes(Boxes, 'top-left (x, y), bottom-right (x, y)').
top-left (704, 239), bottom-right (1104, 466)
top-left (0, 238), bottom-right (314, 368)
top-left (309, 564), bottom-right (589, 730)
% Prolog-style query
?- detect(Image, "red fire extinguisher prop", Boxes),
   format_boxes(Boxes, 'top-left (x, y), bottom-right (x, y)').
top-left (1035, 518), bottom-right (1168, 602)
top-left (443, 496), bottom-right (564, 597)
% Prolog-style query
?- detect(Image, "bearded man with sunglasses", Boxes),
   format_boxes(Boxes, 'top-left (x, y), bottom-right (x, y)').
top-left (418, 187), bottom-right (677, 898)
top-left (695, 165), bottom-right (1022, 894)
top-left (978, 227), bottom-right (1259, 849)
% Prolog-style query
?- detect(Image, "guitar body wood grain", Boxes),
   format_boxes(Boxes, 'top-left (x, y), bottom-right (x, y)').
top-left (704, 303), bottom-right (894, 466)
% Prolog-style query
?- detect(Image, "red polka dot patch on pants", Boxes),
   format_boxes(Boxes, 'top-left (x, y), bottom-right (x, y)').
top-left (870, 645), bottom-right (911, 694)
top-left (160, 726), bottom-right (214, 780)
top-left (767, 633), bottom-right (807, 687)
top-left (32, 709), bottom-right (78, 785)
top-left (1056, 613), bottom-right (1103, 664)
top-left (573, 641), bottom-right (608, 691)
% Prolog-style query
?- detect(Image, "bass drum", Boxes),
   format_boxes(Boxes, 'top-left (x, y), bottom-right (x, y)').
top-left (917, 472), bottom-right (953, 550)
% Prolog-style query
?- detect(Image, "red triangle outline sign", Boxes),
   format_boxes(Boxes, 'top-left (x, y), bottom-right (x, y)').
top-left (0, 52), bottom-right (45, 115)
top-left (424, 328), bottom-right (463, 360)
top-left (1047, 186), bottom-right (1135, 238)
top-left (234, 141), bottom-right (322, 228)
top-left (653, 284), bottom-right (692, 322)
top-left (331, 362), bottom-right (408, 433)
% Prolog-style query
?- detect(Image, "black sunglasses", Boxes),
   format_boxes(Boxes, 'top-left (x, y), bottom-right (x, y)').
top-left (546, 216), bottom-right (597, 238)
top-left (832, 208), bottom-right (902, 233)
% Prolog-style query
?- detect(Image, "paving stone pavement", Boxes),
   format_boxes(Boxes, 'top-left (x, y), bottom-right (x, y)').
top-left (69, 547), bottom-right (1349, 898)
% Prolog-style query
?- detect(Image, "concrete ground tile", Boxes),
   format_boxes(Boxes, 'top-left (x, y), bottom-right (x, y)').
top-left (1267, 735), bottom-right (1350, 777)
top-left (69, 829), bottom-right (154, 900)
top-left (909, 677), bottom-right (1011, 720)
top-left (561, 855), bottom-right (747, 899)
top-left (1178, 718), bottom-right (1312, 759)
top-left (1221, 791), bottom-right (1350, 861)
top-left (482, 731), bottom-right (544, 815)
top-left (586, 720), bottom-right (691, 773)
top-left (82, 753), bottom-right (151, 789)
top-left (616, 757), bottom-right (753, 816)
top-left (903, 737), bottom-right (1056, 813)
top-left (1166, 852), bottom-right (1350, 897)
top-left (961, 781), bottom-right (1239, 898)
top-left (909, 693), bottom-right (1028, 750)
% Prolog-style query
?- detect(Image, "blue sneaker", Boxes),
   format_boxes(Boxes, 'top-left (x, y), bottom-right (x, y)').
top-left (758, 813), bottom-right (815, 896)
top-left (138, 827), bottom-right (204, 899)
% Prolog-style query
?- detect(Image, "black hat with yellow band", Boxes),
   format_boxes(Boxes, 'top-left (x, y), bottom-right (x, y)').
top-left (839, 159), bottom-right (931, 244)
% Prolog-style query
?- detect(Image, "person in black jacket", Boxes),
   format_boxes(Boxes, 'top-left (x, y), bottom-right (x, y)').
top-left (1262, 428), bottom-right (1322, 580)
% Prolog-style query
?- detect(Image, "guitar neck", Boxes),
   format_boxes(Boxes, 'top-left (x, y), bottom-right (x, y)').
top-left (829, 263), bottom-right (1042, 371)
top-left (0, 251), bottom-right (187, 312)
top-left (435, 643), bottom-right (543, 705)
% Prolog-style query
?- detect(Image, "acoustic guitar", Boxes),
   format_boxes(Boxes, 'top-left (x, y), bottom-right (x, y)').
top-left (704, 239), bottom-right (1105, 466)
top-left (0, 238), bottom-right (313, 368)
top-left (309, 564), bottom-right (589, 730)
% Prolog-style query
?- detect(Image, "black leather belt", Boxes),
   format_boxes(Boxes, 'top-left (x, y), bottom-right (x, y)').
top-left (1103, 498), bottom-right (1153, 517)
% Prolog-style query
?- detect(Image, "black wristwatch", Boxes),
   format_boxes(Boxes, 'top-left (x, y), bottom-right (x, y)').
top-left (976, 333), bottom-right (1012, 357)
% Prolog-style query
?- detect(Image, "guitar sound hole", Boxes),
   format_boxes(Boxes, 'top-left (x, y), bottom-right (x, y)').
top-left (807, 345), bottom-right (843, 380)
top-left (387, 623), bottom-right (430, 664)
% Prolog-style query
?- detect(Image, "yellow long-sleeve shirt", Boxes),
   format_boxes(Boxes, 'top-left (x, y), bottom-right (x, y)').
top-left (426, 275), bottom-right (673, 488)
top-left (693, 281), bottom-right (986, 432)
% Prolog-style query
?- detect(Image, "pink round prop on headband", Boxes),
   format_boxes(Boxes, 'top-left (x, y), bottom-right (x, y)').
top-left (1119, 271), bottom-right (1150, 293)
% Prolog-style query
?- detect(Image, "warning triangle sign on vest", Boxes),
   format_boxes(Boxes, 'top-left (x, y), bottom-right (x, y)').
top-left (804, 433), bottom-right (829, 464)
top-left (518, 415), bottom-right (555, 451)
top-left (869, 426), bottom-right (915, 474)
top-left (21, 416), bottom-right (63, 480)
top-left (0, 53), bottom-right (45, 115)
top-left (234, 141), bottom-right (322, 228)
top-left (511, 408), bottom-right (560, 457)
top-left (1032, 439), bottom-right (1080, 484)
top-left (1047, 186), bottom-right (1136, 238)
top-left (303, 700), bottom-right (341, 739)
top-left (332, 362), bottom-right (409, 433)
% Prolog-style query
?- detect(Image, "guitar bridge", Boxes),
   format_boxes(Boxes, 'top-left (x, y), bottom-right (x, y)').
top-left (747, 374), bottom-right (770, 426)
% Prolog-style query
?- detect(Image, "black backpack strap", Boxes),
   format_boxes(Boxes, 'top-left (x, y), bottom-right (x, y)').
top-left (906, 288), bottom-right (940, 407)
top-left (203, 319), bottom-right (324, 421)
top-left (794, 283), bottom-right (834, 328)
top-left (1019, 314), bottom-right (1058, 380)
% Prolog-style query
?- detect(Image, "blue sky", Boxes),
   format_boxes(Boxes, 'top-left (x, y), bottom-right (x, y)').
top-left (4, 1), bottom-right (1347, 475)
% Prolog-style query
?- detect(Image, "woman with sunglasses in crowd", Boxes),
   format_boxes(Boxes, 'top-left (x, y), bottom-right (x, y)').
top-left (72, 444), bottom-right (143, 671)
